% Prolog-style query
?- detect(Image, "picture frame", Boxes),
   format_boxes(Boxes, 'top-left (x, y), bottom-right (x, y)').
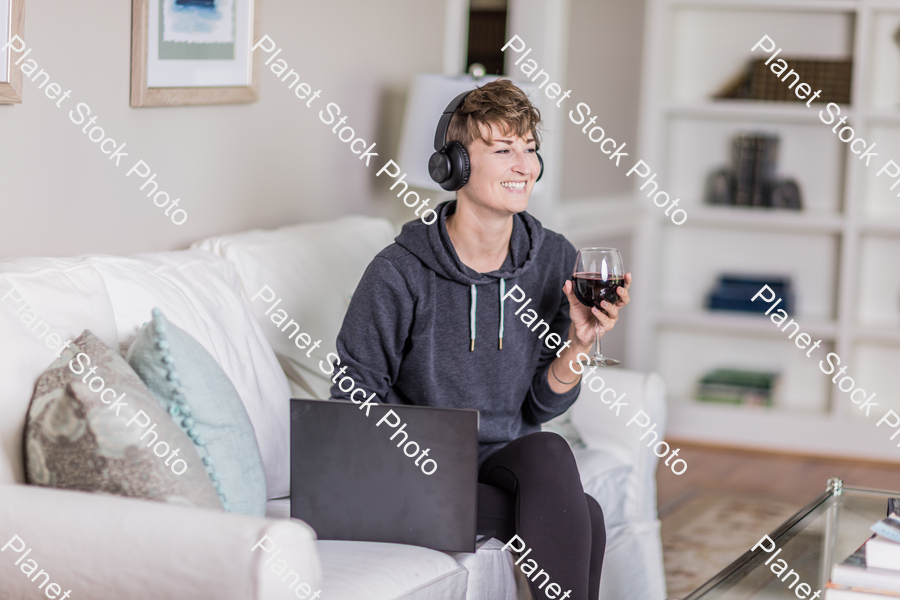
top-left (130, 0), bottom-right (261, 107)
top-left (0, 0), bottom-right (25, 104)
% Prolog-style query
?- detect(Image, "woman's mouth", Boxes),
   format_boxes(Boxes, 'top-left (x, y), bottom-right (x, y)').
top-left (501, 181), bottom-right (526, 192)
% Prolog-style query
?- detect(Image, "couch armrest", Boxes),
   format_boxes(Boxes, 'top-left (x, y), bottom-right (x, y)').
top-left (0, 484), bottom-right (322, 600)
top-left (570, 369), bottom-right (667, 525)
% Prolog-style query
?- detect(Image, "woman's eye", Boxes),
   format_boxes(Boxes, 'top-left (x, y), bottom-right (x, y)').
top-left (496, 149), bottom-right (509, 154)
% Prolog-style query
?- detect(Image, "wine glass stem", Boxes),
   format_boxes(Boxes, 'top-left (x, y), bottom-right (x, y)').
top-left (592, 334), bottom-right (603, 359)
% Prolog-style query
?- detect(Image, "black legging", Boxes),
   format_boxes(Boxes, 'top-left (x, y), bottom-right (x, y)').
top-left (477, 431), bottom-right (606, 600)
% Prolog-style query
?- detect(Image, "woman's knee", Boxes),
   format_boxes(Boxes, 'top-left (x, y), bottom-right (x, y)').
top-left (586, 494), bottom-right (607, 537)
top-left (515, 431), bottom-right (574, 464)
top-left (482, 432), bottom-right (580, 488)
top-left (586, 494), bottom-right (604, 520)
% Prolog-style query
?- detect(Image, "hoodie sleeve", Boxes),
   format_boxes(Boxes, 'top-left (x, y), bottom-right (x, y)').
top-left (330, 255), bottom-right (414, 403)
top-left (522, 241), bottom-right (581, 424)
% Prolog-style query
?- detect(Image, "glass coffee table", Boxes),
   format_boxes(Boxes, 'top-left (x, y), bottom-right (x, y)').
top-left (683, 479), bottom-right (898, 599)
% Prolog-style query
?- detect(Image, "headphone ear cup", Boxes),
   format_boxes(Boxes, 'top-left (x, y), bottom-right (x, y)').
top-left (441, 141), bottom-right (470, 191)
top-left (429, 151), bottom-right (452, 185)
top-left (536, 152), bottom-right (544, 183)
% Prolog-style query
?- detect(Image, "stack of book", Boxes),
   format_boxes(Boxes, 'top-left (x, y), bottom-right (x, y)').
top-left (706, 274), bottom-right (794, 315)
top-left (826, 509), bottom-right (900, 598)
top-left (704, 132), bottom-right (803, 209)
top-left (695, 368), bottom-right (780, 407)
top-left (732, 133), bottom-right (778, 206)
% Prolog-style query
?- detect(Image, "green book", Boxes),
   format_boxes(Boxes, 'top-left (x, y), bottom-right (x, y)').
top-left (695, 369), bottom-right (780, 407)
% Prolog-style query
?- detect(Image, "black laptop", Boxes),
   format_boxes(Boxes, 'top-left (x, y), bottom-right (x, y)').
top-left (290, 398), bottom-right (479, 552)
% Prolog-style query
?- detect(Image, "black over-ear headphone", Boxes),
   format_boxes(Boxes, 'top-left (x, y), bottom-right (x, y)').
top-left (427, 90), bottom-right (544, 192)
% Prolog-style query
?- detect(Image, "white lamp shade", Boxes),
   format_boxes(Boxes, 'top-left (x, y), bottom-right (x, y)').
top-left (396, 74), bottom-right (502, 191)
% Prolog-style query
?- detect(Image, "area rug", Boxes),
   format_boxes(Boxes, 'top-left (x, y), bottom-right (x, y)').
top-left (661, 491), bottom-right (799, 599)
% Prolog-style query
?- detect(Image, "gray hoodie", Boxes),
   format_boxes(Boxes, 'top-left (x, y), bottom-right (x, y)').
top-left (331, 200), bottom-right (580, 465)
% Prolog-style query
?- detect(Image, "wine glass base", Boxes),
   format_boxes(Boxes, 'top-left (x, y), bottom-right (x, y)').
top-left (578, 356), bottom-right (620, 367)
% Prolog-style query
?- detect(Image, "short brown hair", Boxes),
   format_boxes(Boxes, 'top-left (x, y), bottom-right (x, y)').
top-left (446, 79), bottom-right (542, 151)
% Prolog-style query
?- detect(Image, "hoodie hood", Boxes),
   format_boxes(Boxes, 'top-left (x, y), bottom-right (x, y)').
top-left (395, 200), bottom-right (545, 285)
top-left (395, 200), bottom-right (547, 351)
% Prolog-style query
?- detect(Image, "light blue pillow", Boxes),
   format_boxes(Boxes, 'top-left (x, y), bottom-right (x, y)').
top-left (126, 308), bottom-right (267, 516)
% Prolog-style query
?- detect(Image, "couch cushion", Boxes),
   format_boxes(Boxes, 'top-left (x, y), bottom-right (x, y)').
top-left (446, 538), bottom-right (520, 600)
top-left (267, 500), bottom-right (468, 600)
top-left (127, 307), bottom-right (267, 516)
top-left (317, 540), bottom-right (467, 600)
top-left (193, 216), bottom-right (396, 400)
top-left (26, 330), bottom-right (222, 510)
top-left (0, 261), bottom-right (119, 485)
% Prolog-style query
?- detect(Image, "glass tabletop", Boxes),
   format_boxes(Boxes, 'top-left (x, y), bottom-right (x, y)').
top-left (684, 479), bottom-right (898, 599)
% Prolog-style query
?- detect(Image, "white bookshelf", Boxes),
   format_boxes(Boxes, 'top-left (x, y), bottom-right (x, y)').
top-left (629, 0), bottom-right (900, 461)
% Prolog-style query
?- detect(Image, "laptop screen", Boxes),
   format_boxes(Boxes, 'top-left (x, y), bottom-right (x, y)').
top-left (290, 399), bottom-right (479, 552)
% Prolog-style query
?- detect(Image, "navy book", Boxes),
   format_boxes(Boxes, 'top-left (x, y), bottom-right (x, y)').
top-left (707, 274), bottom-right (793, 315)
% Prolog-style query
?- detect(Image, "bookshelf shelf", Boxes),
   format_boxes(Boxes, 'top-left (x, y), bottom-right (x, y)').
top-left (661, 206), bottom-right (845, 233)
top-left (664, 0), bottom-right (859, 12)
top-left (859, 218), bottom-right (900, 235)
top-left (657, 310), bottom-right (839, 339)
top-left (629, 0), bottom-right (900, 459)
top-left (664, 401), bottom-right (899, 462)
top-left (669, 397), bottom-right (825, 418)
top-left (863, 110), bottom-right (900, 126)
top-left (853, 326), bottom-right (900, 345)
top-left (665, 101), bottom-right (841, 124)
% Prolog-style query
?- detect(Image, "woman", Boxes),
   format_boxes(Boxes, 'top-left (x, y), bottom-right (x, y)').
top-left (331, 79), bottom-right (631, 600)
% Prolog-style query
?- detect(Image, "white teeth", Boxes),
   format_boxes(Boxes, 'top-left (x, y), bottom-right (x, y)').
top-left (501, 182), bottom-right (526, 190)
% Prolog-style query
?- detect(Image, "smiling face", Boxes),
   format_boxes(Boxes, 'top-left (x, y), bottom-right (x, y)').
top-left (457, 121), bottom-right (540, 217)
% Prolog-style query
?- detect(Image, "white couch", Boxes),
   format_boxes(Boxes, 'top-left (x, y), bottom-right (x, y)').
top-left (0, 216), bottom-right (667, 600)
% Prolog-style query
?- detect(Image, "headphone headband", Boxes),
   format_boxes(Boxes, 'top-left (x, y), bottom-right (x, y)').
top-left (433, 90), bottom-right (472, 152)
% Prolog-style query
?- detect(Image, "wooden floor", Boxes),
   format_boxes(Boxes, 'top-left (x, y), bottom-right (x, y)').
top-left (656, 441), bottom-right (900, 515)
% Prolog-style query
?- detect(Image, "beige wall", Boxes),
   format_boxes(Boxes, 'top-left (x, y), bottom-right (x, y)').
top-left (0, 0), bottom-right (446, 258)
top-left (561, 0), bottom-right (646, 202)
top-left (1, 0), bottom-right (648, 259)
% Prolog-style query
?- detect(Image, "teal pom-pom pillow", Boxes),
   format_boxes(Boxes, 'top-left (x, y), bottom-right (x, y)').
top-left (126, 308), bottom-right (267, 516)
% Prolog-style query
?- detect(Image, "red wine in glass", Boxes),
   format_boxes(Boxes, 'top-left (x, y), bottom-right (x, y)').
top-left (573, 274), bottom-right (626, 310)
top-left (572, 248), bottom-right (625, 367)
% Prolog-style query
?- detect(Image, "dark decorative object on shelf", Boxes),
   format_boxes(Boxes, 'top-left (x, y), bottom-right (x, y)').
top-left (704, 133), bottom-right (803, 210)
top-left (707, 274), bottom-right (794, 315)
top-left (705, 168), bottom-right (734, 205)
top-left (715, 57), bottom-right (852, 104)
top-left (770, 180), bottom-right (802, 209)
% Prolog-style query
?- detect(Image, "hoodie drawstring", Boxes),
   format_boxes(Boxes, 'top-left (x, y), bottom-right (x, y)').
top-left (470, 280), bottom-right (506, 351)
top-left (469, 285), bottom-right (477, 351)
top-left (499, 279), bottom-right (505, 350)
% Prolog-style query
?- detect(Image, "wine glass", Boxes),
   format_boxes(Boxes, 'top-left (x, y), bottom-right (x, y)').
top-left (572, 248), bottom-right (625, 367)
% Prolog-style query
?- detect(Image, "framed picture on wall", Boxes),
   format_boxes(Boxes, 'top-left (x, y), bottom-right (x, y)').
top-left (0, 0), bottom-right (24, 104)
top-left (130, 0), bottom-right (261, 107)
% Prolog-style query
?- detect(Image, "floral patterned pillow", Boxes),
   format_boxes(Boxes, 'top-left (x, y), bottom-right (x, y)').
top-left (24, 330), bottom-right (222, 510)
